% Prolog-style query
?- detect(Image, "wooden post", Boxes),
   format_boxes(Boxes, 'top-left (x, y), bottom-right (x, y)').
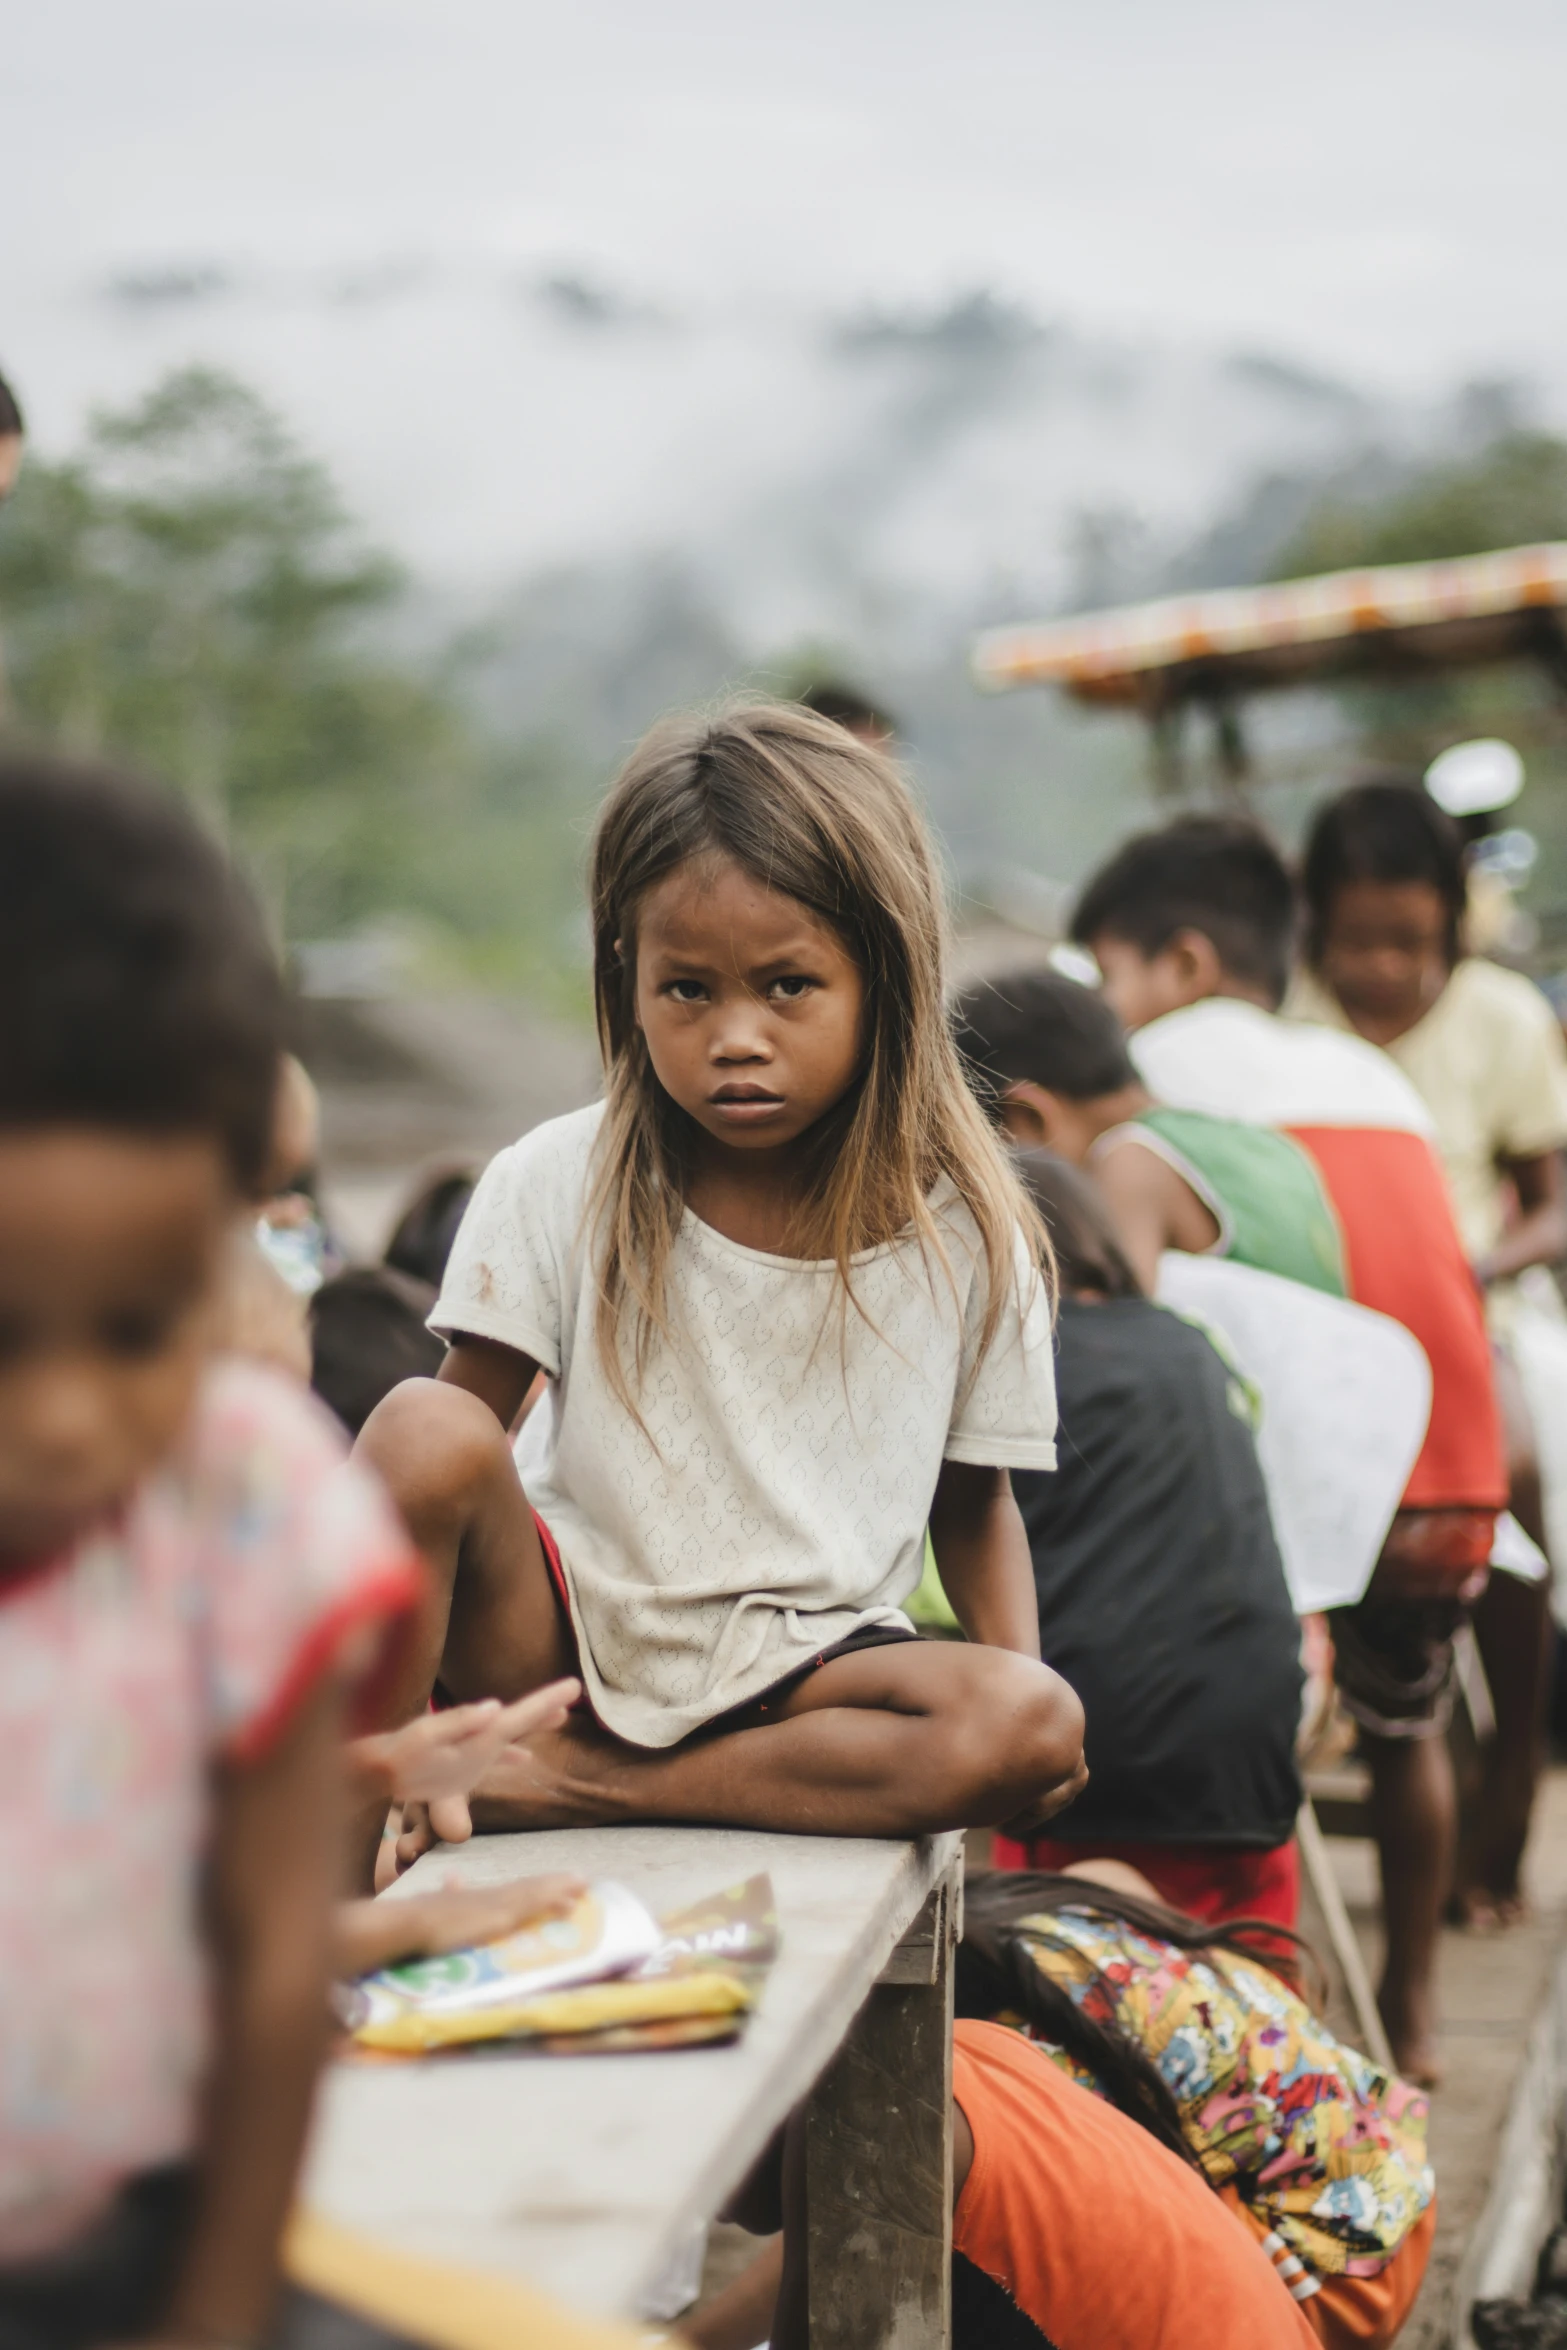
top-left (804, 1860), bottom-right (958, 2349)
top-left (1296, 1798), bottom-right (1394, 2073)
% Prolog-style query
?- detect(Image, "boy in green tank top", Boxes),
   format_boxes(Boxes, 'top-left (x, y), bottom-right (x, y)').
top-left (955, 969), bottom-right (1346, 1299)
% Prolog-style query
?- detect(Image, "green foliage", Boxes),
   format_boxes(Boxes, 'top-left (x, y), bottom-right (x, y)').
top-left (0, 367), bottom-right (586, 979)
top-left (1273, 430), bottom-right (1567, 579)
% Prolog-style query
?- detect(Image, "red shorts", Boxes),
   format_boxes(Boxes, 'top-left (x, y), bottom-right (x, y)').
top-left (990, 1833), bottom-right (1300, 1929)
top-left (533, 1508), bottom-right (573, 1621)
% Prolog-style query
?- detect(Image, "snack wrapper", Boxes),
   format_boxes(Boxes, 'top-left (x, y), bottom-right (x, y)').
top-left (343, 1880), bottom-right (659, 2050)
top-left (343, 1873), bottom-right (779, 2057)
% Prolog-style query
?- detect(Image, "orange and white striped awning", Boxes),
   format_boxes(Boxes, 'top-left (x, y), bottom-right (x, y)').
top-left (971, 542), bottom-right (1567, 709)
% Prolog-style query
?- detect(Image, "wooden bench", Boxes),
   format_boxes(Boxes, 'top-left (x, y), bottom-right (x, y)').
top-left (301, 1825), bottom-right (965, 2347)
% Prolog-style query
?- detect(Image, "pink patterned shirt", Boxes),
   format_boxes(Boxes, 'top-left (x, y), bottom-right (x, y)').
top-left (0, 1360), bottom-right (419, 2260)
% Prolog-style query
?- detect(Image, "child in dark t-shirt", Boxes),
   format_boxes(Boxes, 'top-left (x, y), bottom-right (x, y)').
top-left (991, 1152), bottom-right (1304, 1924)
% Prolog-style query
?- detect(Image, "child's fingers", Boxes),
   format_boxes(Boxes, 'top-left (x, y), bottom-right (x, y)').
top-left (392, 1680), bottom-right (582, 1804)
top-left (485, 1679), bottom-right (582, 1748)
top-left (415, 1873), bottom-right (587, 1955)
top-left (373, 1806), bottom-right (403, 1895)
top-left (386, 1704), bottom-right (506, 1802)
top-left (426, 1791), bottom-right (474, 1845)
top-left (394, 1802), bottom-right (438, 1874)
top-left (999, 1754), bottom-right (1091, 1839)
top-left (422, 1697), bottom-right (504, 1740)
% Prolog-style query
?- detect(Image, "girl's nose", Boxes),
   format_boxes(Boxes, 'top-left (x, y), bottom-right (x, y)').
top-left (711, 1020), bottom-right (772, 1063)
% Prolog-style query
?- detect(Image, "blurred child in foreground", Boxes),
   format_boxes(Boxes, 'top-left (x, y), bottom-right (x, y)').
top-left (0, 751), bottom-right (424, 2346)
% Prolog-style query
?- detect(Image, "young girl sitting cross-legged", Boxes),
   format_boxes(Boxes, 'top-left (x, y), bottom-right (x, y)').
top-left (362, 701), bottom-right (1086, 1851)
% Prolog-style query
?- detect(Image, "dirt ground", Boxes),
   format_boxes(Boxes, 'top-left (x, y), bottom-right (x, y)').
top-left (1330, 1766), bottom-right (1567, 2348)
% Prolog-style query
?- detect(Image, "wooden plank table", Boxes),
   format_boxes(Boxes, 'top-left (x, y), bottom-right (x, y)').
top-left (302, 1825), bottom-right (964, 2346)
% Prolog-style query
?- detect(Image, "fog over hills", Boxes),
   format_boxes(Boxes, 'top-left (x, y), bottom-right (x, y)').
top-left (17, 258), bottom-right (1522, 877)
top-left (59, 261), bottom-right (1465, 613)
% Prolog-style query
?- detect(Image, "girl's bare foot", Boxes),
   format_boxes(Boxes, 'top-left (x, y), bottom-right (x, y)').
top-left (1379, 1982), bottom-right (1443, 2090)
top-left (1449, 1884), bottom-right (1531, 1933)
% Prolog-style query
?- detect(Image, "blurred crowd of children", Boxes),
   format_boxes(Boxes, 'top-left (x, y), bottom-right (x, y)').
top-left (2, 631), bottom-right (1562, 2350)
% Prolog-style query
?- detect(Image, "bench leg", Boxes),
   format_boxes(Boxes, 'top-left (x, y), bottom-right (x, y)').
top-left (804, 1867), bottom-right (957, 2350)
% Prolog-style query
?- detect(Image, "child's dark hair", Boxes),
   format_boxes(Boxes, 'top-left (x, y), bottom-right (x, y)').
top-left (954, 969), bottom-right (1138, 1106)
top-left (310, 1266), bottom-right (446, 1437)
top-left (0, 749), bottom-right (285, 1190)
top-left (0, 371), bottom-right (23, 439)
top-left (1070, 814), bottom-right (1297, 1008)
top-left (384, 1164), bottom-right (478, 1290)
top-left (957, 1871), bottom-right (1315, 2180)
top-left (586, 701), bottom-right (1049, 1415)
top-left (1011, 1149), bottom-right (1142, 1299)
top-left (1301, 777), bottom-right (1467, 968)
top-left (795, 679), bottom-right (897, 740)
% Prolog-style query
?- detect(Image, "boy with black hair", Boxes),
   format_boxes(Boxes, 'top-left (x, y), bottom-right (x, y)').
top-left (1070, 811), bottom-right (1507, 2084)
top-left (0, 749), bottom-right (423, 2343)
top-left (955, 968), bottom-right (1344, 1296)
top-left (1071, 812), bottom-right (1296, 1021)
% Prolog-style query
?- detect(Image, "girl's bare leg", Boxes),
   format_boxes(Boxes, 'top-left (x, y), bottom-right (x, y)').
top-left (1366, 1727), bottom-right (1454, 2087)
top-left (1461, 1569), bottom-right (1551, 1923)
top-left (1457, 1353), bottom-right (1553, 1924)
top-left (357, 1377), bottom-right (1085, 1846)
top-left (347, 1379), bottom-right (574, 1883)
top-left (468, 1640), bottom-right (1086, 1841)
top-left (354, 1378), bottom-right (576, 1725)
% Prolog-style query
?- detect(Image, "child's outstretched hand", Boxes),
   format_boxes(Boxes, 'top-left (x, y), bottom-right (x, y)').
top-left (351, 1678), bottom-right (580, 1844)
top-left (334, 1871), bottom-right (586, 1981)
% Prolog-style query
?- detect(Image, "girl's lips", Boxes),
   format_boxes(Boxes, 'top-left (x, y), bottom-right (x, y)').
top-left (709, 1093), bottom-right (786, 1123)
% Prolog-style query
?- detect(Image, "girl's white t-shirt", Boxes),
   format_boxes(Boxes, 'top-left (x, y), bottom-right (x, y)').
top-left (431, 1104), bottom-right (1058, 1747)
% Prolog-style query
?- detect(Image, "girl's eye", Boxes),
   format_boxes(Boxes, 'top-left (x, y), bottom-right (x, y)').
top-left (101, 1308), bottom-right (177, 1360)
top-left (771, 975), bottom-right (815, 1000)
top-left (667, 979), bottom-right (708, 1003)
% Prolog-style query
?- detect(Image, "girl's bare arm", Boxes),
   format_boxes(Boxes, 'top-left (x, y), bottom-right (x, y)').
top-left (927, 1460), bottom-right (1041, 1656)
top-left (1092, 1136), bottom-right (1215, 1294)
top-left (164, 1677), bottom-right (343, 2345)
top-left (1477, 1150), bottom-right (1567, 1286)
top-left (436, 1332), bottom-right (541, 1428)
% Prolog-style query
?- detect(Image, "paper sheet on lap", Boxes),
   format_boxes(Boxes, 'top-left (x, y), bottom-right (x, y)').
top-left (1156, 1253), bottom-right (1431, 1613)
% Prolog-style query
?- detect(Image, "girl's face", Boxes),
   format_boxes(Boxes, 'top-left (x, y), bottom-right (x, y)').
top-left (0, 1129), bottom-right (231, 1564)
top-left (1317, 877), bottom-right (1452, 1037)
top-left (633, 855), bottom-right (866, 1157)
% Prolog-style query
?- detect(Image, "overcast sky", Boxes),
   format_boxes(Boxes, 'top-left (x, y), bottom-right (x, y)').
top-left (5, 0), bottom-right (1566, 397)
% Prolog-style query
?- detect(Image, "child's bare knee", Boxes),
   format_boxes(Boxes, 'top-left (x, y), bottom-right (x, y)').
top-left (356, 1377), bottom-right (512, 1510)
top-left (943, 1654), bottom-right (1085, 1820)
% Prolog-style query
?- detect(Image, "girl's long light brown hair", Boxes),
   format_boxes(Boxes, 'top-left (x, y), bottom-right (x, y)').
top-left (584, 699), bottom-right (1053, 1415)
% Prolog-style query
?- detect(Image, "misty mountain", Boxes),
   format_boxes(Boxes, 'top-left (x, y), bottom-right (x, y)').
top-left (52, 263), bottom-right (1508, 877)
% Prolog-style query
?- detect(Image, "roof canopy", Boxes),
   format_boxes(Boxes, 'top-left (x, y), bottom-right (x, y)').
top-left (972, 542), bottom-right (1567, 711)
